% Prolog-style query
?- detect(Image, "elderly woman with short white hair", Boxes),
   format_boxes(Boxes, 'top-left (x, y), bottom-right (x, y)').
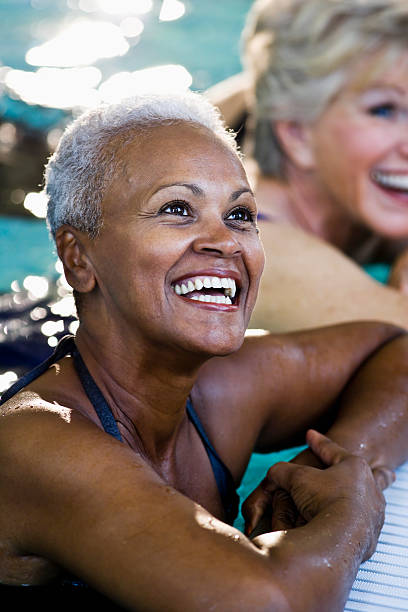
top-left (1, 90), bottom-right (408, 611)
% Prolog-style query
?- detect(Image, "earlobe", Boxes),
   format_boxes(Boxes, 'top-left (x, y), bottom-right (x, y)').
top-left (275, 120), bottom-right (316, 170)
top-left (55, 226), bottom-right (96, 294)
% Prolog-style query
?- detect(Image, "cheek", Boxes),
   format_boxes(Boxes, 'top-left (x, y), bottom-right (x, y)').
top-left (248, 240), bottom-right (265, 288)
top-left (316, 112), bottom-right (391, 173)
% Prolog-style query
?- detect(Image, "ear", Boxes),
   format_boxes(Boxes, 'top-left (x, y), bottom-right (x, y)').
top-left (55, 225), bottom-right (96, 294)
top-left (275, 120), bottom-right (316, 170)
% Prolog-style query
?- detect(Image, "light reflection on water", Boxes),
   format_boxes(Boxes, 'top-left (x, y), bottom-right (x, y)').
top-left (77, 0), bottom-right (153, 15)
top-left (26, 20), bottom-right (130, 67)
top-left (0, 269), bottom-right (77, 393)
top-left (159, 0), bottom-right (185, 21)
top-left (3, 0), bottom-right (191, 112)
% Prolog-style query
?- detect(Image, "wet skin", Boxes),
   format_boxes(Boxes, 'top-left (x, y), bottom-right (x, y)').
top-left (1, 120), bottom-right (408, 611)
top-left (76, 122), bottom-right (265, 363)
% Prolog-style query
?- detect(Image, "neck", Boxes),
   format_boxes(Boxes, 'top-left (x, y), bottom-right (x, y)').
top-left (250, 160), bottom-right (358, 252)
top-left (74, 325), bottom-right (205, 463)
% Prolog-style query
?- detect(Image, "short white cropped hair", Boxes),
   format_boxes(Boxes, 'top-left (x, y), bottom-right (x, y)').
top-left (242, 0), bottom-right (408, 177)
top-left (45, 91), bottom-right (239, 238)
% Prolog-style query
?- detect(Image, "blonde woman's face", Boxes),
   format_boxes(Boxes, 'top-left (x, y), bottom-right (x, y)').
top-left (308, 49), bottom-right (408, 239)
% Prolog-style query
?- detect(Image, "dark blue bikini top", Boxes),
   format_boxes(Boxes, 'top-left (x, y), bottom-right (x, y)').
top-left (0, 335), bottom-right (239, 525)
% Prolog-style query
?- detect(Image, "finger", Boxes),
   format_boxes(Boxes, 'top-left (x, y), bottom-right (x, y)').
top-left (242, 477), bottom-right (277, 536)
top-left (270, 488), bottom-right (299, 531)
top-left (306, 429), bottom-right (350, 467)
top-left (372, 465), bottom-right (396, 491)
top-left (263, 460), bottom-right (302, 493)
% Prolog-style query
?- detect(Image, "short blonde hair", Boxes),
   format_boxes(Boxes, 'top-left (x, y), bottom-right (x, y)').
top-left (242, 0), bottom-right (408, 177)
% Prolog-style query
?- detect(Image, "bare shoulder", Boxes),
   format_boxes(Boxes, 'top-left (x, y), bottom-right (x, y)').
top-left (252, 222), bottom-right (408, 332)
top-left (0, 391), bottom-right (278, 610)
top-left (0, 388), bottom-right (155, 578)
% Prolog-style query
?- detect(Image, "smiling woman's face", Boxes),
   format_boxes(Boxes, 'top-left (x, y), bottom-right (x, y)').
top-left (306, 48), bottom-right (408, 239)
top-left (86, 122), bottom-right (265, 358)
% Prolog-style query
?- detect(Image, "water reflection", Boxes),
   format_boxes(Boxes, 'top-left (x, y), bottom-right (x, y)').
top-left (0, 271), bottom-right (77, 392)
top-left (159, 0), bottom-right (185, 22)
top-left (5, 66), bottom-right (102, 109)
top-left (23, 192), bottom-right (48, 218)
top-left (99, 64), bottom-right (192, 101)
top-left (26, 20), bottom-right (129, 67)
top-left (78, 0), bottom-right (153, 15)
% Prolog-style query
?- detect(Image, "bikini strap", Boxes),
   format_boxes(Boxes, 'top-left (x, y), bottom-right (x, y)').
top-left (186, 398), bottom-right (239, 524)
top-left (70, 345), bottom-right (123, 442)
top-left (0, 335), bottom-right (76, 404)
top-left (1, 336), bottom-right (238, 523)
top-left (1, 334), bottom-right (122, 443)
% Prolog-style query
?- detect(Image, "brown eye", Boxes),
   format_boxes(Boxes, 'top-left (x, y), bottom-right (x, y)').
top-left (226, 207), bottom-right (254, 222)
top-left (160, 201), bottom-right (190, 216)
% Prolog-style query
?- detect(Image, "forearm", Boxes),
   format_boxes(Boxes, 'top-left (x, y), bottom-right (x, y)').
top-left (205, 72), bottom-right (249, 128)
top-left (304, 333), bottom-right (408, 471)
top-left (254, 503), bottom-right (369, 612)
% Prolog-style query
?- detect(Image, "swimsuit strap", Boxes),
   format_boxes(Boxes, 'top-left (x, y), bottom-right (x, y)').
top-left (186, 398), bottom-right (239, 525)
top-left (0, 335), bottom-right (75, 404)
top-left (1, 335), bottom-right (238, 523)
top-left (0, 335), bottom-right (122, 442)
top-left (70, 345), bottom-right (123, 442)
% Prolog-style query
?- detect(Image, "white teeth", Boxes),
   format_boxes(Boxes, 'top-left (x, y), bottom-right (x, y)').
top-left (372, 171), bottom-right (408, 191)
top-left (173, 275), bottom-right (239, 303)
top-left (196, 294), bottom-right (230, 304)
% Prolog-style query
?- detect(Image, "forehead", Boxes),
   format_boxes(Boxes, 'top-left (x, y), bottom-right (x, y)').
top-left (344, 46), bottom-right (408, 94)
top-left (105, 121), bottom-right (247, 204)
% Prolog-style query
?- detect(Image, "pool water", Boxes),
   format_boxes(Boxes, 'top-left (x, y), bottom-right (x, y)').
top-left (233, 444), bottom-right (306, 531)
top-left (0, 216), bottom-right (58, 292)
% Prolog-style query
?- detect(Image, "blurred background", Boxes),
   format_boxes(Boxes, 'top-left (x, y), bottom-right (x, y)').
top-left (0, 0), bottom-right (253, 391)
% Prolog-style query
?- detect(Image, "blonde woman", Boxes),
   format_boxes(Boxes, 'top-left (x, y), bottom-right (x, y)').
top-left (207, 0), bottom-right (408, 332)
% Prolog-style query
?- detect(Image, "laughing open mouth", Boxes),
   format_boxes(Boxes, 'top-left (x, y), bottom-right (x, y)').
top-left (172, 276), bottom-right (239, 305)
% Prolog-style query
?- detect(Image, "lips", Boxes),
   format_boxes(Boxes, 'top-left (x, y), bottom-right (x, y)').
top-left (172, 274), bottom-right (239, 306)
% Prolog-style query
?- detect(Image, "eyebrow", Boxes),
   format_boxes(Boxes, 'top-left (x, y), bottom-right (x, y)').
top-left (153, 182), bottom-right (254, 201)
top-left (361, 83), bottom-right (406, 96)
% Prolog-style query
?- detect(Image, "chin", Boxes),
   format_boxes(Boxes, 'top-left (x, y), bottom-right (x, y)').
top-left (185, 332), bottom-right (245, 359)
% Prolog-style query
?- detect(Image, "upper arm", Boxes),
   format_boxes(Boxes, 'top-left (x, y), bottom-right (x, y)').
top-left (205, 72), bottom-right (250, 130)
top-left (0, 405), bottom-right (283, 611)
top-left (195, 321), bottom-right (404, 453)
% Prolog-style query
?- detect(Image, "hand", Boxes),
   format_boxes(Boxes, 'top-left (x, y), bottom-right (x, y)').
top-left (242, 430), bottom-right (388, 560)
top-left (388, 249), bottom-right (408, 294)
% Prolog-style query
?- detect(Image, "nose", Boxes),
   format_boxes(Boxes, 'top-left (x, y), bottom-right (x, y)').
top-left (192, 220), bottom-right (242, 258)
